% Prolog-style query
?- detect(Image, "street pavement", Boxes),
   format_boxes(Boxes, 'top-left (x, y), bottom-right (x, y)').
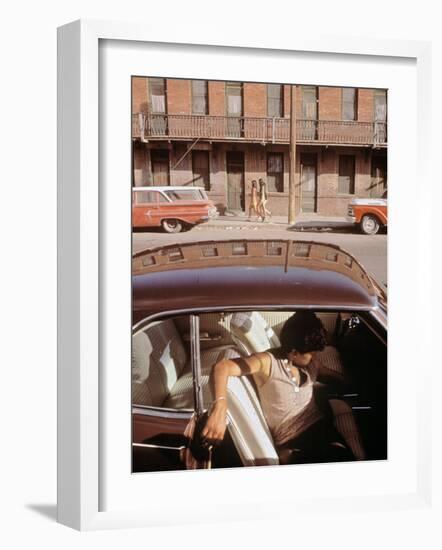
top-left (132, 215), bottom-right (387, 287)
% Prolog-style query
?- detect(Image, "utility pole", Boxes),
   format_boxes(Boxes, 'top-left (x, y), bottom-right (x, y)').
top-left (289, 85), bottom-right (297, 224)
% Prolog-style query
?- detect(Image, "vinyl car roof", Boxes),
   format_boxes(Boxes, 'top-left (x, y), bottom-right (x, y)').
top-left (132, 239), bottom-right (384, 321)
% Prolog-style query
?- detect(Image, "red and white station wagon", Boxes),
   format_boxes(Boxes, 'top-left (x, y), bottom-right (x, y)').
top-left (132, 186), bottom-right (218, 233)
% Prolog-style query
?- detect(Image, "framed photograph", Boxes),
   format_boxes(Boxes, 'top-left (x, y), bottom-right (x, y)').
top-left (57, 19), bottom-right (432, 530)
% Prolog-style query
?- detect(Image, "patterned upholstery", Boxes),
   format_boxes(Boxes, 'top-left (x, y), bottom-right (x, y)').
top-left (316, 313), bottom-right (339, 344)
top-left (316, 346), bottom-right (345, 384)
top-left (132, 319), bottom-right (187, 407)
top-left (329, 399), bottom-right (366, 460)
top-left (230, 311), bottom-right (280, 355)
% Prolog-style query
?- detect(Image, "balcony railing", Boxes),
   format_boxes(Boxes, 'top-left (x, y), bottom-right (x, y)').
top-left (132, 113), bottom-right (387, 147)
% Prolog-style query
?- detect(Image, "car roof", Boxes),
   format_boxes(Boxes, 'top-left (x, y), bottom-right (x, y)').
top-left (133, 186), bottom-right (205, 191)
top-left (132, 239), bottom-right (384, 321)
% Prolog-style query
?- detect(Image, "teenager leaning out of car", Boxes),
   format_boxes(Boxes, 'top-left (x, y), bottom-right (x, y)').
top-left (202, 310), bottom-right (354, 464)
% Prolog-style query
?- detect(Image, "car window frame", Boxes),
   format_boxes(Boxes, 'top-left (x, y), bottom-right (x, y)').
top-left (162, 189), bottom-right (206, 202)
top-left (132, 312), bottom-right (204, 416)
top-left (133, 189), bottom-right (171, 205)
top-left (132, 305), bottom-right (387, 417)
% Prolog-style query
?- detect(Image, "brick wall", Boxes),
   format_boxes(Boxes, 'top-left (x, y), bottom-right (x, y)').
top-left (132, 77), bottom-right (148, 113)
top-left (319, 87), bottom-right (341, 120)
top-left (208, 81), bottom-right (225, 115)
top-left (244, 83), bottom-right (266, 117)
top-left (132, 77), bottom-right (384, 125)
top-left (166, 79), bottom-right (191, 115)
top-left (358, 89), bottom-right (374, 122)
top-left (133, 141), bottom-right (383, 216)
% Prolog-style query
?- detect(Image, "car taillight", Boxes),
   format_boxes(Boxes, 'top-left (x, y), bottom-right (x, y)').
top-left (348, 206), bottom-right (354, 216)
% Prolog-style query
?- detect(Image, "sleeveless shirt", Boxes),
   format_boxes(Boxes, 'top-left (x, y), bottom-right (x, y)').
top-left (255, 353), bottom-right (323, 446)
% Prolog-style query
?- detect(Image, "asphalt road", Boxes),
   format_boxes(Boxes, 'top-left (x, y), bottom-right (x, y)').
top-left (133, 224), bottom-right (387, 287)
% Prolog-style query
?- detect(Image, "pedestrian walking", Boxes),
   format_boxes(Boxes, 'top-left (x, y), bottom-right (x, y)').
top-left (257, 178), bottom-right (272, 221)
top-left (248, 180), bottom-right (260, 221)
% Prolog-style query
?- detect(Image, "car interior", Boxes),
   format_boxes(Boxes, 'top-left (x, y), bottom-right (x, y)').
top-left (132, 310), bottom-right (387, 471)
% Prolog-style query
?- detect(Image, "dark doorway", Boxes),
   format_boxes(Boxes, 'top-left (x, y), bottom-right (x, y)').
top-left (192, 150), bottom-right (210, 190)
top-left (300, 154), bottom-right (317, 213)
top-left (151, 150), bottom-right (170, 186)
top-left (226, 151), bottom-right (245, 212)
top-left (370, 154), bottom-right (387, 197)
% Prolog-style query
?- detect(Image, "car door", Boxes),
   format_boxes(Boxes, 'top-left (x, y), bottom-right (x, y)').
top-left (132, 190), bottom-right (166, 227)
top-left (132, 314), bottom-right (209, 472)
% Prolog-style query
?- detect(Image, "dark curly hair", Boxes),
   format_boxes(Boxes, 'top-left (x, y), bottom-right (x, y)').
top-left (276, 311), bottom-right (327, 356)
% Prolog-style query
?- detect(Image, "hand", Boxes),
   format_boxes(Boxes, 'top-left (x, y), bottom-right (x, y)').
top-left (201, 400), bottom-right (228, 446)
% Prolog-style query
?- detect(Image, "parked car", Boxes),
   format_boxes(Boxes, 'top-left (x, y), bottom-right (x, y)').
top-left (347, 190), bottom-right (387, 235)
top-left (132, 186), bottom-right (218, 233)
top-left (132, 239), bottom-right (387, 472)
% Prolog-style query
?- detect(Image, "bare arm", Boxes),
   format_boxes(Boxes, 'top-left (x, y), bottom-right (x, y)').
top-left (201, 352), bottom-right (270, 444)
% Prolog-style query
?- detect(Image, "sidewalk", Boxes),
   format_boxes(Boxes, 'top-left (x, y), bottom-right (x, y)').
top-left (199, 212), bottom-right (353, 232)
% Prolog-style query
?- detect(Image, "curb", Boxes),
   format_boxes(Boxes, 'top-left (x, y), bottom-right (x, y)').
top-left (195, 219), bottom-right (354, 233)
top-left (195, 221), bottom-right (291, 231)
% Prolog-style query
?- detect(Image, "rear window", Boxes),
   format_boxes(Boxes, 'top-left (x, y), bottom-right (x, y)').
top-left (163, 189), bottom-right (207, 201)
top-left (133, 190), bottom-right (168, 204)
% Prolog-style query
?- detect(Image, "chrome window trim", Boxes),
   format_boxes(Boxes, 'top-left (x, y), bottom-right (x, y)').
top-left (359, 309), bottom-right (387, 345)
top-left (133, 442), bottom-right (186, 452)
top-left (190, 314), bottom-right (204, 415)
top-left (132, 304), bottom-right (377, 335)
top-left (133, 405), bottom-right (194, 418)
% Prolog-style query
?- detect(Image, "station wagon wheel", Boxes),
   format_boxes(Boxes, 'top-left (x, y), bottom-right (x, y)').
top-left (161, 218), bottom-right (184, 233)
top-left (360, 214), bottom-right (380, 235)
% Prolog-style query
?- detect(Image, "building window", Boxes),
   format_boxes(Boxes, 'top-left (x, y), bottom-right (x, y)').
top-left (342, 88), bottom-right (358, 121)
top-left (338, 155), bottom-right (355, 194)
top-left (226, 82), bottom-right (243, 137)
top-left (267, 153), bottom-right (284, 193)
top-left (151, 150), bottom-right (170, 186)
top-left (192, 80), bottom-right (208, 114)
top-left (226, 82), bottom-right (243, 116)
top-left (267, 84), bottom-right (283, 117)
top-left (192, 151), bottom-right (210, 190)
top-left (374, 89), bottom-right (387, 121)
top-left (149, 78), bottom-right (166, 114)
top-left (301, 86), bottom-right (318, 119)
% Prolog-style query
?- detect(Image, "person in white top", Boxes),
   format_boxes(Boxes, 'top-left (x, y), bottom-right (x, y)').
top-left (202, 311), bottom-right (354, 464)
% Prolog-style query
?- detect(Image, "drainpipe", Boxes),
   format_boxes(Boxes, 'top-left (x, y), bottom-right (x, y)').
top-left (289, 85), bottom-right (297, 224)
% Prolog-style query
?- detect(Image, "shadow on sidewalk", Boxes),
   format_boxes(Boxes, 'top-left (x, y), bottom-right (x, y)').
top-left (289, 220), bottom-right (355, 233)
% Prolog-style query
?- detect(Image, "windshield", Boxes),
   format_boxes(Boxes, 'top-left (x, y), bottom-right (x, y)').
top-left (163, 189), bottom-right (207, 201)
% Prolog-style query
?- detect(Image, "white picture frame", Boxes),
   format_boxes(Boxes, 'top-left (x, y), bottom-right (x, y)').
top-left (57, 19), bottom-right (433, 531)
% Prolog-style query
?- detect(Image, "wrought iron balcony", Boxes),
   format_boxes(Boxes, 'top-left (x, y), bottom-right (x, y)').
top-left (132, 113), bottom-right (387, 147)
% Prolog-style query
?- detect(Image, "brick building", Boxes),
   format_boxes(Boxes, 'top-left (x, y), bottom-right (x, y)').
top-left (132, 77), bottom-right (387, 216)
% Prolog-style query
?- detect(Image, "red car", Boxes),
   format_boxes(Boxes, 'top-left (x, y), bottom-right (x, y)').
top-left (347, 190), bottom-right (387, 235)
top-left (132, 186), bottom-right (218, 233)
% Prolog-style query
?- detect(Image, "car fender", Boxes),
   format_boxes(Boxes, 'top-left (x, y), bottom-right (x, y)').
top-left (353, 205), bottom-right (387, 225)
